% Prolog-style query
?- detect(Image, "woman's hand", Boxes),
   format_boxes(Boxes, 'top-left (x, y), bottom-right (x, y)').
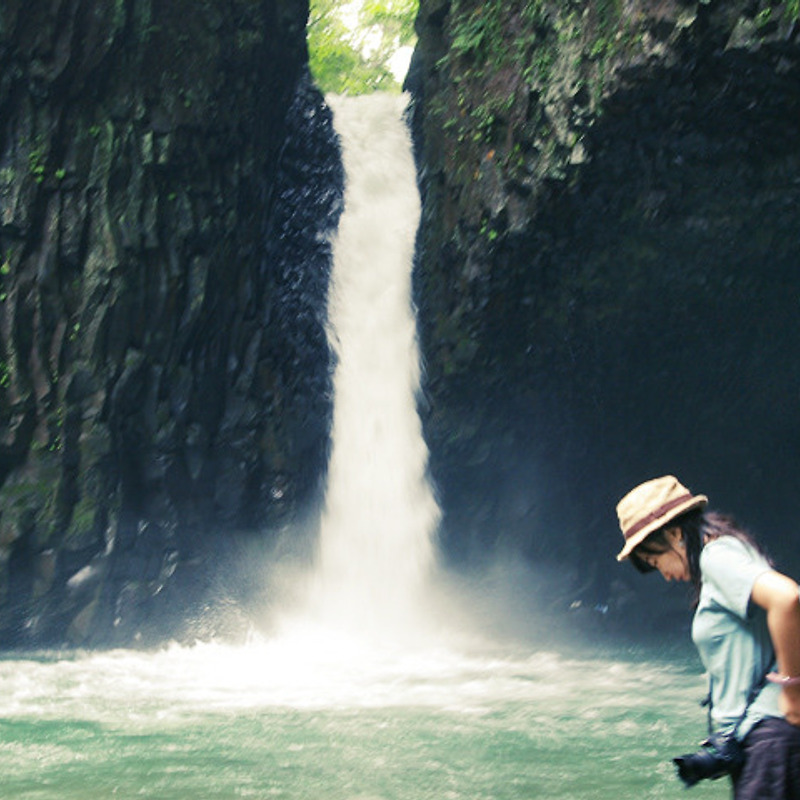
top-left (752, 570), bottom-right (800, 727)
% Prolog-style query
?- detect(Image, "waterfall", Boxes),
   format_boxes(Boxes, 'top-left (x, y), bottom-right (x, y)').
top-left (304, 92), bottom-right (440, 639)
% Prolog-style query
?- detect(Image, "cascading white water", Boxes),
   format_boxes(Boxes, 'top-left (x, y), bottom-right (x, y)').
top-left (304, 92), bottom-right (440, 639)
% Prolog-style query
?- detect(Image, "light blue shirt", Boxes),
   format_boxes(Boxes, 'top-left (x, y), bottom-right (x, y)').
top-left (691, 536), bottom-right (782, 739)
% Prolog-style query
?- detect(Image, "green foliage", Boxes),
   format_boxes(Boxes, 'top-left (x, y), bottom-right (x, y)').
top-left (448, 6), bottom-right (504, 60)
top-left (434, 1), bottom-right (557, 168)
top-left (444, 0), bottom-right (550, 67)
top-left (308, 0), bottom-right (417, 94)
top-left (28, 148), bottom-right (46, 183)
top-left (362, 0), bottom-right (417, 44)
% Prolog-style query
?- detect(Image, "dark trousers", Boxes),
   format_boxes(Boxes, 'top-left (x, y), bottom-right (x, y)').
top-left (735, 717), bottom-right (800, 800)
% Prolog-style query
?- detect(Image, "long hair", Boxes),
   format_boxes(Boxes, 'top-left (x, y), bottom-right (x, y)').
top-left (630, 509), bottom-right (771, 605)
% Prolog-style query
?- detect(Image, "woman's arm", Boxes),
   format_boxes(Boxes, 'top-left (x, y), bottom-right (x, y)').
top-left (751, 570), bottom-right (800, 725)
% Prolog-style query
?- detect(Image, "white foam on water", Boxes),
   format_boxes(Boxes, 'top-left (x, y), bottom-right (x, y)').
top-left (0, 639), bottom-right (682, 723)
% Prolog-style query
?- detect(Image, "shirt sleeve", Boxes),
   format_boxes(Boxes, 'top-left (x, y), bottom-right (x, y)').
top-left (700, 537), bottom-right (773, 619)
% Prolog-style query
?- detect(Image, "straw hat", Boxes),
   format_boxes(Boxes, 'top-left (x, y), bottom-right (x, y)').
top-left (616, 475), bottom-right (708, 561)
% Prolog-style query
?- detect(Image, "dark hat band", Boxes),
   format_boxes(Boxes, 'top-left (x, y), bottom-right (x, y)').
top-left (623, 492), bottom-right (695, 541)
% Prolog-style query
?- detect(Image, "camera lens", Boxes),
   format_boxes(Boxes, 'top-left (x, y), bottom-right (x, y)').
top-left (672, 735), bottom-right (743, 788)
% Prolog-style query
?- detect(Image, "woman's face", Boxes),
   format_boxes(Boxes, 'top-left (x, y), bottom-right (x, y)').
top-left (636, 527), bottom-right (690, 582)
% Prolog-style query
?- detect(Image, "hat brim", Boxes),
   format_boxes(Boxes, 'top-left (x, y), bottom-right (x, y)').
top-left (616, 494), bottom-right (708, 561)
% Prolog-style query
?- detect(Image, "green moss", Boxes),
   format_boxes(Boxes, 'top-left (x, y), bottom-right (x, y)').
top-left (0, 460), bottom-right (62, 543)
top-left (65, 496), bottom-right (97, 544)
top-left (28, 148), bottom-right (46, 183)
top-left (442, 0), bottom-right (553, 81)
top-left (429, 0), bottom-right (657, 230)
top-left (448, 5), bottom-right (504, 60)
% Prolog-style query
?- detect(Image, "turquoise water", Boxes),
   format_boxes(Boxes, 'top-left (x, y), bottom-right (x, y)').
top-left (0, 634), bottom-right (730, 800)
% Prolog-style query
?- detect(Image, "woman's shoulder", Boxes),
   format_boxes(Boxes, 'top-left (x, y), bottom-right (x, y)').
top-left (701, 535), bottom-right (770, 576)
top-left (703, 535), bottom-right (752, 555)
top-left (699, 535), bottom-right (773, 614)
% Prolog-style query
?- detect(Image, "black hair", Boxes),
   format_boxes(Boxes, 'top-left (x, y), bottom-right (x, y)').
top-left (629, 508), bottom-right (770, 605)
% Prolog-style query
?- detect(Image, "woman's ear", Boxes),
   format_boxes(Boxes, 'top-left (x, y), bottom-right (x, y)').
top-left (665, 527), bottom-right (685, 549)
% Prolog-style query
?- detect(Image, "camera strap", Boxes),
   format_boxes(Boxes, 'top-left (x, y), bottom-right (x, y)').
top-left (704, 668), bottom-right (771, 739)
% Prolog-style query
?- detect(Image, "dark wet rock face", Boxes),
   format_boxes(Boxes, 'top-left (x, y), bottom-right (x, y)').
top-left (0, 1), bottom-right (343, 646)
top-left (407, 0), bottom-right (800, 613)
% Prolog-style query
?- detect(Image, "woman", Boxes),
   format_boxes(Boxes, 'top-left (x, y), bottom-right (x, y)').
top-left (616, 475), bottom-right (800, 798)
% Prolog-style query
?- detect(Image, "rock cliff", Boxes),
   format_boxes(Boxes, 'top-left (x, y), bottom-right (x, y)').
top-left (0, 0), bottom-right (342, 646)
top-left (407, 0), bottom-right (800, 614)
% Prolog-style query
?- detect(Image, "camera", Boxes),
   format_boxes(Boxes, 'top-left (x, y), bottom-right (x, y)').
top-left (673, 732), bottom-right (745, 788)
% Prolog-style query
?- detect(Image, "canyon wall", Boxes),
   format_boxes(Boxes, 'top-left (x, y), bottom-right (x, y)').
top-left (407, 0), bottom-right (800, 619)
top-left (0, 0), bottom-right (342, 646)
